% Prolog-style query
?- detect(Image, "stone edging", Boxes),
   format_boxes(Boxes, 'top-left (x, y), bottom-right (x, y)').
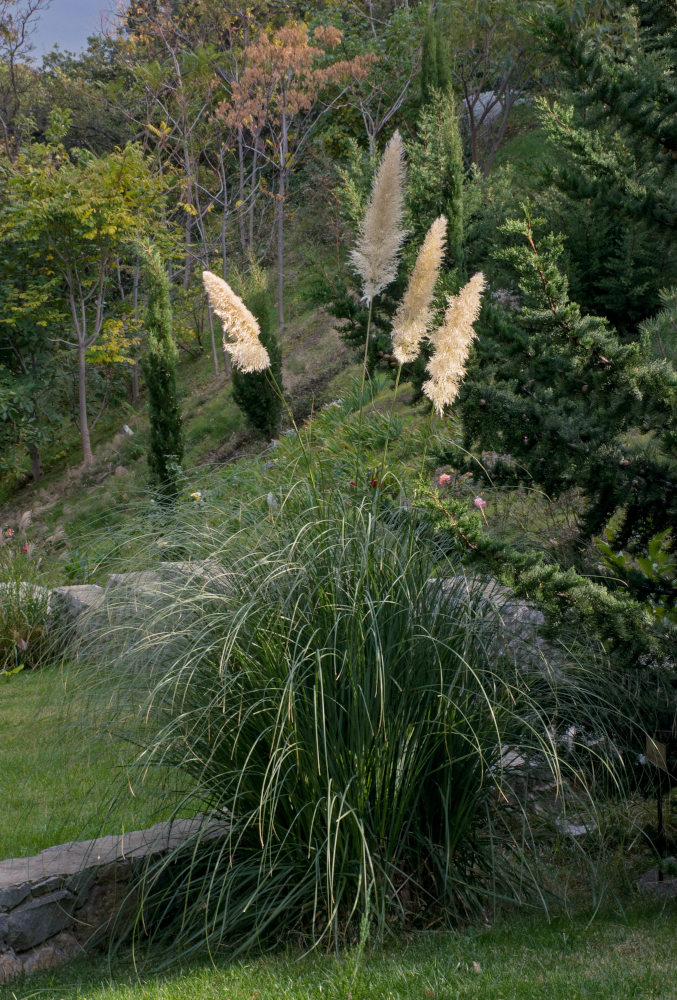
top-left (0, 817), bottom-right (226, 983)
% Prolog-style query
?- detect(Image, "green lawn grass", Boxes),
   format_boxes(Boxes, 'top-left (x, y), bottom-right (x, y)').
top-left (0, 664), bottom-right (170, 859)
top-left (2, 903), bottom-right (675, 999)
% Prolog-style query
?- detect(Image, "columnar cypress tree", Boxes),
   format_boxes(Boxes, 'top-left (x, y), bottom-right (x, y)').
top-left (231, 267), bottom-right (283, 440)
top-left (143, 250), bottom-right (183, 501)
top-left (408, 89), bottom-right (464, 273)
top-left (420, 11), bottom-right (449, 106)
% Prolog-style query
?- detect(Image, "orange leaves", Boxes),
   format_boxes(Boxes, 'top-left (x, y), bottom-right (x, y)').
top-left (215, 22), bottom-right (371, 133)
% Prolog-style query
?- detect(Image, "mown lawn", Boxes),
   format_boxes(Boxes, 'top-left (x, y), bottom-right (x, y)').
top-left (2, 903), bottom-right (675, 999)
top-left (0, 664), bottom-right (170, 859)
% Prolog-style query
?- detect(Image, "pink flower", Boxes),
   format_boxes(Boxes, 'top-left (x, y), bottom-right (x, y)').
top-left (438, 473), bottom-right (452, 487)
top-left (473, 497), bottom-right (487, 510)
top-left (4, 528), bottom-right (14, 539)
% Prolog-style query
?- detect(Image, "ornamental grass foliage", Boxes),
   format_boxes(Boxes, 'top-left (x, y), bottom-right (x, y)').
top-left (0, 541), bottom-right (52, 674)
top-left (99, 494), bottom-right (614, 960)
top-left (90, 134), bottom-right (625, 962)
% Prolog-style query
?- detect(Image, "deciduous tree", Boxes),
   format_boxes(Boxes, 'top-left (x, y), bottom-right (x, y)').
top-left (10, 141), bottom-right (165, 464)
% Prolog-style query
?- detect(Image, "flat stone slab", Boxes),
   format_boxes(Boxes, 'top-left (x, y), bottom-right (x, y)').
top-left (637, 860), bottom-right (677, 899)
top-left (105, 571), bottom-right (163, 591)
top-left (50, 585), bottom-right (104, 618)
top-left (0, 817), bottom-right (224, 890)
top-left (159, 560), bottom-right (230, 586)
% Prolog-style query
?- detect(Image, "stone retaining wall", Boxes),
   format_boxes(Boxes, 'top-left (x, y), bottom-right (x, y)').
top-left (0, 817), bottom-right (223, 983)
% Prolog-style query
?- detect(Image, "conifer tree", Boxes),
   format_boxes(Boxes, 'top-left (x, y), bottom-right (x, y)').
top-left (143, 249), bottom-right (183, 501)
top-left (459, 212), bottom-right (677, 544)
top-left (231, 267), bottom-right (283, 440)
top-left (535, 5), bottom-right (677, 332)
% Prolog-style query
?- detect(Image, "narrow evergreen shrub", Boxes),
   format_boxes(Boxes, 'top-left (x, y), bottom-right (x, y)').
top-left (143, 250), bottom-right (183, 501)
top-left (408, 89), bottom-right (464, 273)
top-left (231, 268), bottom-right (283, 439)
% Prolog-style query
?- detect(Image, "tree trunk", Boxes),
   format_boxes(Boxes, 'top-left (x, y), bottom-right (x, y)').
top-left (248, 142), bottom-right (260, 253)
top-left (28, 442), bottom-right (44, 482)
top-left (130, 265), bottom-right (141, 404)
top-left (130, 363), bottom-right (140, 405)
top-left (277, 190), bottom-right (284, 329)
top-left (218, 147), bottom-right (228, 279)
top-left (237, 128), bottom-right (247, 254)
top-left (207, 307), bottom-right (219, 377)
top-left (277, 105), bottom-right (288, 329)
top-left (78, 341), bottom-right (93, 465)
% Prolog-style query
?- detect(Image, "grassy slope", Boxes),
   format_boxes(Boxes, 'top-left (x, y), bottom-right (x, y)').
top-left (2, 904), bottom-right (676, 999)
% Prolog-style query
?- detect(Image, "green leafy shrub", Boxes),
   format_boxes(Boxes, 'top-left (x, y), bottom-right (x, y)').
top-left (100, 496), bottom-right (614, 958)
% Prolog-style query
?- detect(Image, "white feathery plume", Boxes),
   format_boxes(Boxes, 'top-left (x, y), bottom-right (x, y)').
top-left (391, 215), bottom-right (447, 365)
top-left (422, 272), bottom-right (486, 416)
top-left (350, 131), bottom-right (407, 303)
top-left (202, 270), bottom-right (270, 373)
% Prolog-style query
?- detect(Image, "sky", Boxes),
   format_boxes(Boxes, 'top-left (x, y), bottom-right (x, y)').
top-left (31, 0), bottom-right (127, 57)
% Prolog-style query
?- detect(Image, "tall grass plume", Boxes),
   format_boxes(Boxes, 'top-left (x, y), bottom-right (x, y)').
top-left (350, 131), bottom-right (407, 303)
top-left (203, 270), bottom-right (270, 373)
top-left (423, 271), bottom-right (486, 414)
top-left (391, 215), bottom-right (447, 364)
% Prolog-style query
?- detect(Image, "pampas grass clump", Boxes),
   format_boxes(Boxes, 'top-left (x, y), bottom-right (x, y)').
top-left (95, 494), bottom-right (616, 961)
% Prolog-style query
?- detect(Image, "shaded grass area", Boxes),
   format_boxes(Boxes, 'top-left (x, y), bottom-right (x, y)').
top-left (0, 664), bottom-right (170, 859)
top-left (2, 903), bottom-right (675, 999)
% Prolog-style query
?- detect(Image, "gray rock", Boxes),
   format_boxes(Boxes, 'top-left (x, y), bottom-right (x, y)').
top-left (50, 585), bottom-right (104, 623)
top-left (7, 890), bottom-right (75, 952)
top-left (637, 862), bottom-right (677, 899)
top-left (0, 949), bottom-right (21, 985)
top-left (105, 571), bottom-right (162, 591)
top-left (30, 876), bottom-right (64, 898)
top-left (0, 913), bottom-right (8, 948)
top-left (0, 817), bottom-right (227, 889)
top-left (0, 884), bottom-right (30, 911)
top-left (434, 576), bottom-right (567, 676)
top-left (65, 870), bottom-right (95, 908)
top-left (159, 560), bottom-right (229, 588)
top-left (21, 931), bottom-right (82, 976)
